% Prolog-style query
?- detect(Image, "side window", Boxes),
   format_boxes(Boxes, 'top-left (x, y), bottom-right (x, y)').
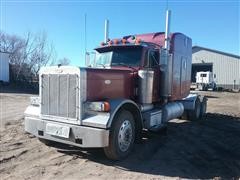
top-left (145, 50), bottom-right (159, 68)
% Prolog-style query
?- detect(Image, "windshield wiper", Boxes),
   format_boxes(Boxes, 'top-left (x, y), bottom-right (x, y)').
top-left (111, 63), bottom-right (136, 70)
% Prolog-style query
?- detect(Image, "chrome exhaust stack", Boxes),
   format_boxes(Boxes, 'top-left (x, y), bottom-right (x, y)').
top-left (164, 10), bottom-right (171, 51)
top-left (160, 10), bottom-right (172, 102)
top-left (104, 19), bottom-right (109, 43)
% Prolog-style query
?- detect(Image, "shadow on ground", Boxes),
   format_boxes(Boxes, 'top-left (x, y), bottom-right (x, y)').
top-left (57, 113), bottom-right (240, 179)
top-left (204, 95), bottom-right (219, 99)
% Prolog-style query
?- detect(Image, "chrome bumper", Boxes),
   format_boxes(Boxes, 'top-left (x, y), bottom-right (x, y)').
top-left (25, 116), bottom-right (109, 148)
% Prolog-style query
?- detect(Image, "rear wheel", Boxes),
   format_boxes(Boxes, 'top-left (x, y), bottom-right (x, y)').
top-left (202, 84), bottom-right (206, 91)
top-left (203, 84), bottom-right (208, 91)
top-left (104, 110), bottom-right (135, 160)
top-left (199, 97), bottom-right (207, 119)
top-left (187, 97), bottom-right (201, 121)
top-left (198, 84), bottom-right (202, 91)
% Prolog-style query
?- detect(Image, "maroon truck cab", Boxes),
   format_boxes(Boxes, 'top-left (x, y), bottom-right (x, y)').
top-left (85, 32), bottom-right (192, 104)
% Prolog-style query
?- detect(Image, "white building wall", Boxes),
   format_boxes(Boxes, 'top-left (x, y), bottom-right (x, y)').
top-left (0, 52), bottom-right (10, 82)
top-left (192, 49), bottom-right (240, 89)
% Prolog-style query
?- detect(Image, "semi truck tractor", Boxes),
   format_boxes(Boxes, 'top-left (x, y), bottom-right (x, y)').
top-left (24, 11), bottom-right (207, 160)
top-left (195, 71), bottom-right (216, 91)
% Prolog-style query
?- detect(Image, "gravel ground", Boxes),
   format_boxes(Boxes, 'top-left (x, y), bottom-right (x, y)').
top-left (0, 91), bottom-right (240, 180)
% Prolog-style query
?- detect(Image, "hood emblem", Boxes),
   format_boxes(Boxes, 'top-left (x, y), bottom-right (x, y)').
top-left (104, 80), bottom-right (111, 85)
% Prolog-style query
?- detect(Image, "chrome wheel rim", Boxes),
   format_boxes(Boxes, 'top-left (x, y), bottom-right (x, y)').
top-left (118, 120), bottom-right (133, 152)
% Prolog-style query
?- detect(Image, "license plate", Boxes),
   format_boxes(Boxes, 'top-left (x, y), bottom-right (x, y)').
top-left (46, 123), bottom-right (70, 138)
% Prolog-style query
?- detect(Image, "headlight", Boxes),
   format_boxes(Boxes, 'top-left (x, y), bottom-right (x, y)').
top-left (30, 97), bottom-right (40, 106)
top-left (85, 101), bottom-right (110, 112)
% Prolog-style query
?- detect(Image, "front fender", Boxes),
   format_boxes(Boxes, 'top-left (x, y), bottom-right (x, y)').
top-left (106, 99), bottom-right (143, 129)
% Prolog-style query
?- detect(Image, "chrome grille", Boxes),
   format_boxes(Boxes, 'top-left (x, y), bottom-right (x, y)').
top-left (41, 74), bottom-right (79, 119)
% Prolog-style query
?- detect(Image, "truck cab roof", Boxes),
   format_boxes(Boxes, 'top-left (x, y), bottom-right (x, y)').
top-left (96, 32), bottom-right (189, 53)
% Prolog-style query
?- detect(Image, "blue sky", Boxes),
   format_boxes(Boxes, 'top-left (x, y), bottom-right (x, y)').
top-left (1, 0), bottom-right (239, 66)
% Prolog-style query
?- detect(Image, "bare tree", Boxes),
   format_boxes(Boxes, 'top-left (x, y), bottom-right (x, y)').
top-left (58, 57), bottom-right (71, 65)
top-left (0, 31), bottom-right (56, 81)
top-left (26, 32), bottom-right (56, 76)
top-left (0, 32), bottom-right (28, 81)
top-left (0, 32), bottom-right (26, 64)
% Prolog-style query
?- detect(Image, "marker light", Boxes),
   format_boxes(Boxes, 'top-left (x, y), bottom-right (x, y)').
top-left (108, 40), bottom-right (113, 46)
top-left (122, 38), bottom-right (127, 44)
top-left (135, 38), bottom-right (141, 45)
top-left (114, 39), bottom-right (119, 45)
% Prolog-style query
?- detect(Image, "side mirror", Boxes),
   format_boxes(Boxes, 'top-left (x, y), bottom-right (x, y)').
top-left (85, 51), bottom-right (96, 67)
top-left (85, 52), bottom-right (90, 67)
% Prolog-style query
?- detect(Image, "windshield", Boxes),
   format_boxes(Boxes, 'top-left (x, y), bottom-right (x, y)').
top-left (95, 51), bottom-right (112, 67)
top-left (95, 47), bottom-right (142, 67)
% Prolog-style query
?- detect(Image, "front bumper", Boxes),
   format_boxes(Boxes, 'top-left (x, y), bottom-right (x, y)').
top-left (25, 115), bottom-right (109, 148)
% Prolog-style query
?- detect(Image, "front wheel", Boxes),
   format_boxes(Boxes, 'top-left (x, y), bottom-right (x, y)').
top-left (104, 110), bottom-right (135, 160)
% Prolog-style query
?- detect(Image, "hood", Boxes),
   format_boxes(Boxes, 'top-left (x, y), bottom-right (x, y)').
top-left (86, 68), bottom-right (136, 101)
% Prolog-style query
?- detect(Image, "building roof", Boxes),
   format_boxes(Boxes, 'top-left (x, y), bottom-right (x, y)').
top-left (192, 46), bottom-right (240, 59)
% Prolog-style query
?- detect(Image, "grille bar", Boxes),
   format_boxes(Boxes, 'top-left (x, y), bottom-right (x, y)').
top-left (41, 74), bottom-right (79, 120)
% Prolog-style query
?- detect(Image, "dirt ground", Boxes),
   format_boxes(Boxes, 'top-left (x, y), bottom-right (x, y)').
top-left (0, 90), bottom-right (240, 180)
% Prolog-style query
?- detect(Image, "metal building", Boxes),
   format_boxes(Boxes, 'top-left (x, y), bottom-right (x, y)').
top-left (0, 52), bottom-right (10, 83)
top-left (192, 46), bottom-right (240, 89)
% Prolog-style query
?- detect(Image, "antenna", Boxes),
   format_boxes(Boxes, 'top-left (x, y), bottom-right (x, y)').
top-left (164, 10), bottom-right (171, 51)
top-left (84, 13), bottom-right (87, 54)
top-left (166, 0), bottom-right (169, 11)
top-left (84, 13), bottom-right (87, 65)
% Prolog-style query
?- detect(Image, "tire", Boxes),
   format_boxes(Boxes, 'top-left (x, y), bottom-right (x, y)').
top-left (212, 83), bottom-right (217, 91)
top-left (204, 84), bottom-right (208, 91)
top-left (104, 110), bottom-right (135, 160)
top-left (187, 97), bottom-right (201, 121)
top-left (181, 110), bottom-right (189, 120)
top-left (198, 84), bottom-right (203, 91)
top-left (202, 84), bottom-right (206, 91)
top-left (199, 97), bottom-right (207, 119)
